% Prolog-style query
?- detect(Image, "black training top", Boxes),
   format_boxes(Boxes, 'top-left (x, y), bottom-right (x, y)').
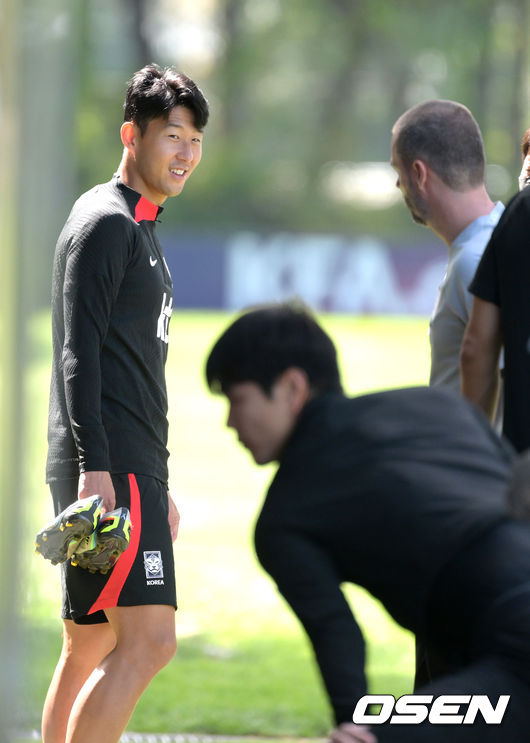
top-left (46, 174), bottom-right (173, 484)
top-left (254, 387), bottom-right (514, 722)
top-left (470, 186), bottom-right (530, 452)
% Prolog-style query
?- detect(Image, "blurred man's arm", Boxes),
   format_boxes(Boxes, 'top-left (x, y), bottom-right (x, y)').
top-left (255, 523), bottom-right (368, 724)
top-left (460, 296), bottom-right (503, 419)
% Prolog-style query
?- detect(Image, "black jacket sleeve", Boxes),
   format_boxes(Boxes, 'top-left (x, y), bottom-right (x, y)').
top-left (255, 520), bottom-right (367, 724)
top-left (62, 213), bottom-right (133, 472)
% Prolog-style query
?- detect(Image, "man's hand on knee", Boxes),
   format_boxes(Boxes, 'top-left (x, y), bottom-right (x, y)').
top-left (329, 722), bottom-right (378, 743)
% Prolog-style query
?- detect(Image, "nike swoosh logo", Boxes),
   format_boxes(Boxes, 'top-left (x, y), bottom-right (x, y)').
top-left (150, 256), bottom-right (158, 267)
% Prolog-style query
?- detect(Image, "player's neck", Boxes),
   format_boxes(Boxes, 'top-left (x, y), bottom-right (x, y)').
top-left (117, 152), bottom-right (167, 206)
top-left (432, 187), bottom-right (495, 247)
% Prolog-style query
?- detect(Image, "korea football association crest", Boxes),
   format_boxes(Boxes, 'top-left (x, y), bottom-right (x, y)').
top-left (144, 550), bottom-right (165, 585)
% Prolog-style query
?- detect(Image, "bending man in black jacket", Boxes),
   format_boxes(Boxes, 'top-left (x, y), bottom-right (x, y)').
top-left (206, 301), bottom-right (530, 743)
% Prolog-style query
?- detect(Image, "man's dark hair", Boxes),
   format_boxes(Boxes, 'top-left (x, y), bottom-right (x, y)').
top-left (206, 301), bottom-right (343, 396)
top-left (124, 64), bottom-right (209, 134)
top-left (393, 100), bottom-right (485, 190)
top-left (522, 128), bottom-right (530, 159)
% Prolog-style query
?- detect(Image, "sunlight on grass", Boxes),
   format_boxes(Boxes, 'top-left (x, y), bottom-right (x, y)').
top-left (18, 310), bottom-right (429, 735)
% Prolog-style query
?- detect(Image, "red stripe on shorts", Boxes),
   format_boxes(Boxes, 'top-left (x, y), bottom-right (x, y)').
top-left (88, 473), bottom-right (142, 614)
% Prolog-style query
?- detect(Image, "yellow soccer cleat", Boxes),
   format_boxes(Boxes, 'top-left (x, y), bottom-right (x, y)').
top-left (35, 495), bottom-right (103, 565)
top-left (72, 507), bottom-right (132, 574)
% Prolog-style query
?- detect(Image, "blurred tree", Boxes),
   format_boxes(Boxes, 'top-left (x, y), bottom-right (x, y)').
top-left (128, 0), bottom-right (154, 66)
top-left (303, 0), bottom-right (371, 187)
top-left (218, 0), bottom-right (248, 136)
top-left (510, 0), bottom-right (529, 165)
top-left (17, 0), bottom-right (81, 305)
top-left (52, 0), bottom-right (530, 233)
top-left (473, 0), bottom-right (497, 130)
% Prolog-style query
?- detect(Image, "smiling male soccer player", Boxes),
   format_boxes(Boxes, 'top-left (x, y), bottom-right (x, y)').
top-left (44, 65), bottom-right (208, 743)
top-left (206, 302), bottom-right (530, 743)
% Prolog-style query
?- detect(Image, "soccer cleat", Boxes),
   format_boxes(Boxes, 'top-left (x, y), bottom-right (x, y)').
top-left (35, 495), bottom-right (103, 565)
top-left (71, 506), bottom-right (132, 575)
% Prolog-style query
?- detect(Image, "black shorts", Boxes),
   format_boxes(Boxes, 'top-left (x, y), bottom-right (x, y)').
top-left (50, 473), bottom-right (177, 624)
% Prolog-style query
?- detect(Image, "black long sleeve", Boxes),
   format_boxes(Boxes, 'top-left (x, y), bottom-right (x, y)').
top-left (47, 175), bottom-right (173, 483)
top-left (62, 211), bottom-right (132, 471)
top-left (255, 522), bottom-right (367, 723)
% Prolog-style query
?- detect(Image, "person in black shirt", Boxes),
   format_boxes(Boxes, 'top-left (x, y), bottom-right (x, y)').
top-left (206, 302), bottom-right (530, 742)
top-left (461, 185), bottom-right (530, 453)
top-left (43, 65), bottom-right (208, 743)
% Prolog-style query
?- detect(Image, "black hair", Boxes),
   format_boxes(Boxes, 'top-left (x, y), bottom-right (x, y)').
top-left (393, 100), bottom-right (485, 190)
top-left (124, 64), bottom-right (209, 134)
top-left (206, 301), bottom-right (343, 396)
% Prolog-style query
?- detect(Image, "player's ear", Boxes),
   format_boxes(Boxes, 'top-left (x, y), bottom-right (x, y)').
top-left (283, 367), bottom-right (311, 414)
top-left (411, 159), bottom-right (428, 190)
top-left (120, 121), bottom-right (137, 152)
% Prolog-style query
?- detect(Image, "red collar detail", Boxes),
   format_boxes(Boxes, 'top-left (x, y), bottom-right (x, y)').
top-left (134, 196), bottom-right (159, 223)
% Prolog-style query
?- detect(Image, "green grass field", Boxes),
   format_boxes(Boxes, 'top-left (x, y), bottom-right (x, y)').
top-left (16, 310), bottom-right (430, 738)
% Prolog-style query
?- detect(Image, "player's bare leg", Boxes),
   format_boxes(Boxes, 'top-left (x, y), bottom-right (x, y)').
top-left (42, 619), bottom-right (116, 743)
top-left (65, 604), bottom-right (176, 743)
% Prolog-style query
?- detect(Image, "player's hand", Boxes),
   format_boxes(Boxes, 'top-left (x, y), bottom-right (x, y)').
top-left (78, 470), bottom-right (116, 513)
top-left (167, 490), bottom-right (180, 542)
top-left (329, 723), bottom-right (378, 743)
